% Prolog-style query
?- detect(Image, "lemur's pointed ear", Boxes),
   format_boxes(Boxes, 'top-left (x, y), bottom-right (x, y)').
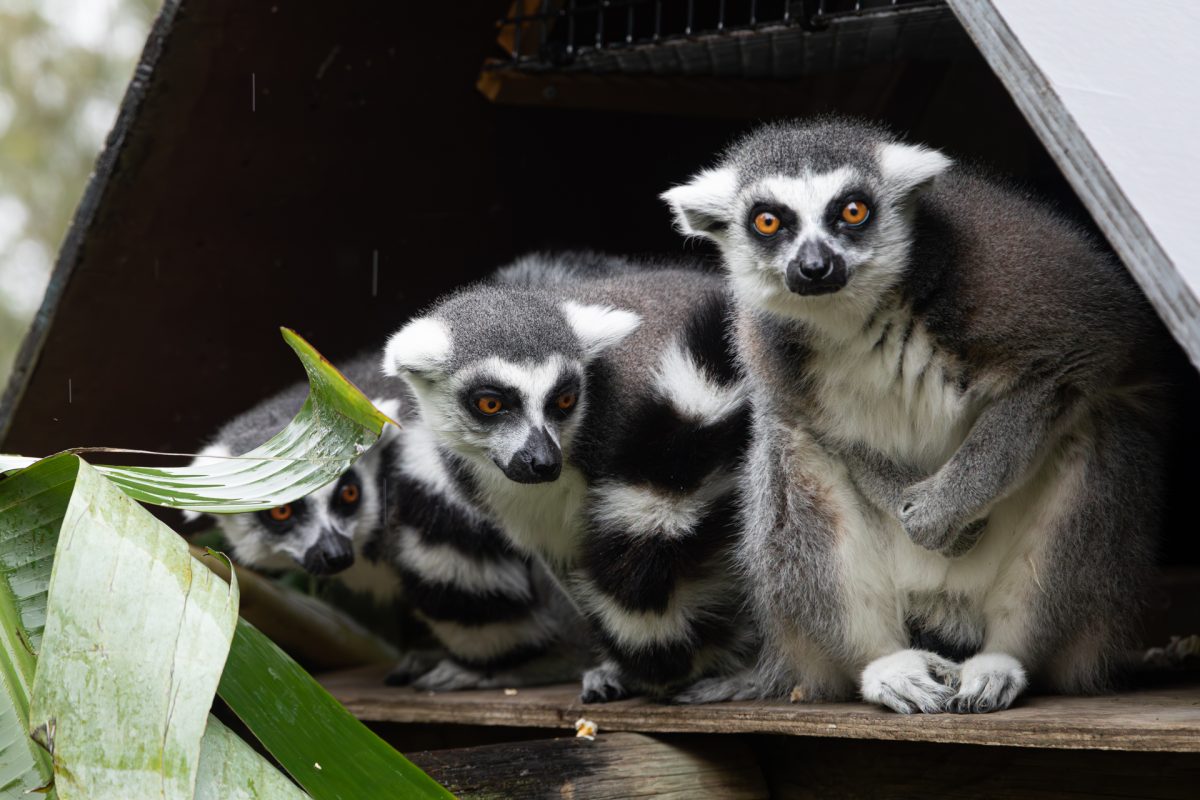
top-left (876, 142), bottom-right (952, 195)
top-left (182, 443), bottom-right (231, 521)
top-left (562, 301), bottom-right (641, 360)
top-left (383, 317), bottom-right (452, 378)
top-left (661, 167), bottom-right (738, 241)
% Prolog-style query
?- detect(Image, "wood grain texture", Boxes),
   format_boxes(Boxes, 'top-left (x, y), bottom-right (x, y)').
top-left (407, 732), bottom-right (768, 800)
top-left (321, 666), bottom-right (1200, 753)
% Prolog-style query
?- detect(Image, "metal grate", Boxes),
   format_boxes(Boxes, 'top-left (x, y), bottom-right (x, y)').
top-left (490, 0), bottom-right (956, 76)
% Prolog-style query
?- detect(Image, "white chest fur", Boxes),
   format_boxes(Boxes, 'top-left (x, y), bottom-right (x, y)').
top-left (807, 311), bottom-right (975, 471)
top-left (472, 462), bottom-right (588, 568)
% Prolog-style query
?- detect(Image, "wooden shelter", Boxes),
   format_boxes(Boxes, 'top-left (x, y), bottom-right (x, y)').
top-left (3, 1), bottom-right (1197, 795)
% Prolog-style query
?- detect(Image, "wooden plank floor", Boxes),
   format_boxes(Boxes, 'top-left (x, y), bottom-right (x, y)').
top-left (321, 666), bottom-right (1200, 753)
top-left (407, 732), bottom-right (769, 800)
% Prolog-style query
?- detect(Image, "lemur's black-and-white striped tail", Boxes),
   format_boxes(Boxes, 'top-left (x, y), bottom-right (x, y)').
top-left (576, 291), bottom-right (757, 700)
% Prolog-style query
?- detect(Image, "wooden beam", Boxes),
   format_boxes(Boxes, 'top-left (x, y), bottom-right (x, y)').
top-left (406, 732), bottom-right (768, 800)
top-left (321, 665), bottom-right (1200, 753)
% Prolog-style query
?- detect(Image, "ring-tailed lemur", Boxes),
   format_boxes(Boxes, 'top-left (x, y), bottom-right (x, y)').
top-left (187, 354), bottom-right (402, 602)
top-left (383, 250), bottom-right (651, 688)
top-left (662, 117), bottom-right (1170, 713)
top-left (191, 349), bottom-right (585, 691)
top-left (377, 383), bottom-right (587, 691)
top-left (384, 255), bottom-right (757, 702)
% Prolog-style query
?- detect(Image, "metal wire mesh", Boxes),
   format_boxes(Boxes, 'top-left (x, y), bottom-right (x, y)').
top-left (492, 0), bottom-right (951, 74)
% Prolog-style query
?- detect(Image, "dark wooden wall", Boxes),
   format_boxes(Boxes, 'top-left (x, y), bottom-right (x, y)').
top-left (3, 0), bottom-right (1196, 565)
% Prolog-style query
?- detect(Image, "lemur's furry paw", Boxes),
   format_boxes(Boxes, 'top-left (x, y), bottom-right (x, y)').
top-left (861, 649), bottom-right (960, 714)
top-left (945, 653), bottom-right (1027, 713)
top-left (942, 517), bottom-right (988, 558)
top-left (383, 649), bottom-right (446, 687)
top-left (410, 659), bottom-right (487, 692)
top-left (899, 480), bottom-right (961, 552)
top-left (580, 664), bottom-right (630, 703)
top-left (671, 673), bottom-right (765, 704)
top-left (899, 480), bottom-right (987, 556)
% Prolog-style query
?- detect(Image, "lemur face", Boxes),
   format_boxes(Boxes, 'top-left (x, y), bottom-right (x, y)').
top-left (195, 454), bottom-right (377, 575)
top-left (384, 289), bottom-right (640, 485)
top-left (662, 120), bottom-right (951, 323)
top-left (443, 353), bottom-right (583, 483)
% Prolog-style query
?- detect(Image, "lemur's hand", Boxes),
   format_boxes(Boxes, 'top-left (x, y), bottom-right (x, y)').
top-left (942, 517), bottom-right (988, 558)
top-left (899, 478), bottom-right (987, 556)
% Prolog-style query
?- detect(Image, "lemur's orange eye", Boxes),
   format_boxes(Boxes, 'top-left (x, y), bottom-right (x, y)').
top-left (269, 505), bottom-right (293, 522)
top-left (476, 396), bottom-right (503, 415)
top-left (340, 484), bottom-right (360, 504)
top-left (753, 211), bottom-right (781, 236)
top-left (556, 392), bottom-right (577, 411)
top-left (841, 201), bottom-right (869, 226)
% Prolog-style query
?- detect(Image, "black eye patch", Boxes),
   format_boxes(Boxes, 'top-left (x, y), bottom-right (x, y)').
top-left (331, 470), bottom-right (362, 515)
top-left (462, 384), bottom-right (521, 421)
top-left (826, 189), bottom-right (876, 239)
top-left (545, 375), bottom-right (582, 418)
top-left (257, 499), bottom-right (307, 533)
top-left (746, 202), bottom-right (797, 247)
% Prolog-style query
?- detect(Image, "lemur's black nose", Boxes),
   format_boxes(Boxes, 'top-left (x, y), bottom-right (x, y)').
top-left (302, 532), bottom-right (354, 575)
top-left (786, 240), bottom-right (847, 295)
top-left (798, 259), bottom-right (834, 281)
top-left (503, 427), bottom-right (562, 484)
top-left (530, 456), bottom-right (559, 480)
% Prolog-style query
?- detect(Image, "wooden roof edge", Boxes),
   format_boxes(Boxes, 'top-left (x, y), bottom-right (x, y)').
top-left (947, 0), bottom-right (1200, 372)
top-left (0, 0), bottom-right (185, 447)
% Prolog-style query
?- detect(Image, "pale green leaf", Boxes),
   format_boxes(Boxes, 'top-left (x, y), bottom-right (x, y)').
top-left (4, 328), bottom-right (394, 513)
top-left (194, 716), bottom-right (307, 800)
top-left (0, 456), bottom-right (37, 474)
top-left (28, 457), bottom-right (239, 799)
top-left (0, 455), bottom-right (72, 796)
top-left (220, 620), bottom-right (453, 800)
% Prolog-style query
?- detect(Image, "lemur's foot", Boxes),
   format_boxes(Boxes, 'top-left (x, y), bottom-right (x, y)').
top-left (945, 653), bottom-right (1026, 713)
top-left (861, 649), bottom-right (960, 714)
top-left (672, 673), bottom-right (765, 704)
top-left (383, 649), bottom-right (446, 687)
top-left (580, 664), bottom-right (629, 703)
top-left (411, 659), bottom-right (487, 692)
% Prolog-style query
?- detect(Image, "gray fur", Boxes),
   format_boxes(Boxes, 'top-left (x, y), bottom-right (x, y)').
top-left (664, 117), bottom-right (1169, 713)
top-left (724, 117), bottom-right (893, 187)
top-left (432, 258), bottom-right (711, 374)
top-left (427, 287), bottom-right (580, 372)
top-left (491, 249), bottom-right (641, 286)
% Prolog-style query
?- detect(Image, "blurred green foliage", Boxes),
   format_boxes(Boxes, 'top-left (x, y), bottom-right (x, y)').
top-left (0, 0), bottom-right (160, 384)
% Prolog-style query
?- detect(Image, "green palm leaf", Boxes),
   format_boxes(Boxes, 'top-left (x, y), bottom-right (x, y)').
top-left (1, 327), bottom-right (394, 513)
top-left (219, 619), bottom-right (454, 800)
